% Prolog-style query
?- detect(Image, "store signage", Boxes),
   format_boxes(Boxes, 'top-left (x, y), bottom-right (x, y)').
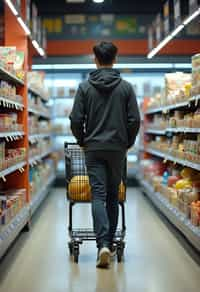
top-left (174, 0), bottom-right (181, 27)
top-left (148, 26), bottom-right (153, 50)
top-left (12, 0), bottom-right (21, 14)
top-left (37, 17), bottom-right (42, 46)
top-left (26, 0), bottom-right (31, 27)
top-left (189, 0), bottom-right (200, 14)
top-left (163, 0), bottom-right (170, 36)
top-left (155, 13), bottom-right (162, 43)
top-left (31, 2), bottom-right (38, 40)
top-left (42, 28), bottom-right (47, 50)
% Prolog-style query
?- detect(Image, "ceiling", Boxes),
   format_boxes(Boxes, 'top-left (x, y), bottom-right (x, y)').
top-left (34, 0), bottom-right (171, 16)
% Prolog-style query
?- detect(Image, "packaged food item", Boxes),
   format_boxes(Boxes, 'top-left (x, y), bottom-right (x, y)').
top-left (165, 72), bottom-right (191, 97)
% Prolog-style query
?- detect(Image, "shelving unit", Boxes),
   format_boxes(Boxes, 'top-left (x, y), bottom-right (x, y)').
top-left (28, 87), bottom-right (48, 102)
top-left (137, 65), bottom-right (200, 252)
top-left (0, 3), bottom-right (55, 259)
top-left (141, 180), bottom-right (200, 252)
top-left (30, 175), bottom-right (56, 216)
top-left (0, 205), bottom-right (30, 258)
top-left (29, 149), bottom-right (52, 165)
top-left (28, 107), bottom-right (51, 119)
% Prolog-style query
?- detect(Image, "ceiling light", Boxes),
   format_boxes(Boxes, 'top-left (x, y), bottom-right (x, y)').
top-left (32, 40), bottom-right (40, 50)
top-left (4, 0), bottom-right (18, 16)
top-left (32, 63), bottom-right (191, 70)
top-left (147, 6), bottom-right (200, 58)
top-left (93, 0), bottom-right (104, 3)
top-left (37, 47), bottom-right (45, 57)
top-left (17, 17), bottom-right (31, 35)
top-left (170, 24), bottom-right (184, 37)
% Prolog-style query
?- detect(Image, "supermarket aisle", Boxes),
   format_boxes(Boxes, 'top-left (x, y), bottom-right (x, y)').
top-left (0, 188), bottom-right (200, 292)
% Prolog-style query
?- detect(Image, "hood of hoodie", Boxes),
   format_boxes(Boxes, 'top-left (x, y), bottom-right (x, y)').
top-left (89, 68), bottom-right (121, 92)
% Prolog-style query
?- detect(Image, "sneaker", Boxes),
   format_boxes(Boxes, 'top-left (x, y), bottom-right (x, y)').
top-left (96, 247), bottom-right (111, 268)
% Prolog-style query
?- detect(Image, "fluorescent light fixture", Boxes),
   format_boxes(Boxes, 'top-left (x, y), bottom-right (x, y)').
top-left (17, 17), bottom-right (31, 35)
top-left (147, 34), bottom-right (173, 59)
top-left (147, 6), bottom-right (200, 59)
top-left (171, 24), bottom-right (184, 37)
top-left (93, 0), bottom-right (104, 2)
top-left (37, 47), bottom-right (45, 57)
top-left (32, 40), bottom-right (45, 57)
top-left (4, 0), bottom-right (18, 16)
top-left (174, 63), bottom-right (191, 69)
top-left (183, 7), bottom-right (200, 25)
top-left (32, 63), bottom-right (191, 70)
top-left (32, 40), bottom-right (40, 49)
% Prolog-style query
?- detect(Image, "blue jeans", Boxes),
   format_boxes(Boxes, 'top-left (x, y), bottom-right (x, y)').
top-left (85, 150), bottom-right (126, 248)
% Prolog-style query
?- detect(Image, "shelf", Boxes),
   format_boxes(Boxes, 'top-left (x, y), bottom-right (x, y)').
top-left (0, 161), bottom-right (26, 178)
top-left (51, 96), bottom-right (72, 99)
top-left (29, 133), bottom-right (51, 143)
top-left (0, 206), bottom-right (29, 259)
top-left (29, 149), bottom-right (52, 165)
top-left (28, 87), bottom-right (48, 102)
top-left (166, 127), bottom-right (200, 134)
top-left (28, 108), bottom-right (51, 119)
top-left (52, 116), bottom-right (68, 119)
top-left (145, 129), bottom-right (166, 135)
top-left (30, 175), bottom-right (55, 216)
top-left (146, 128), bottom-right (200, 134)
top-left (141, 180), bottom-right (200, 252)
top-left (0, 66), bottom-right (24, 86)
top-left (0, 96), bottom-right (24, 110)
top-left (145, 95), bottom-right (200, 116)
top-left (145, 101), bottom-right (189, 115)
top-left (189, 94), bottom-right (200, 103)
top-left (0, 131), bottom-right (25, 139)
top-left (146, 148), bottom-right (200, 171)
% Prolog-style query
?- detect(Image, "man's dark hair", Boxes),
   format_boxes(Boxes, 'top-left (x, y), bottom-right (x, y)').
top-left (93, 41), bottom-right (118, 66)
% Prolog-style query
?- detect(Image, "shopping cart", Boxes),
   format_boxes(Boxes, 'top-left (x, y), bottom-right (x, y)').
top-left (65, 142), bottom-right (126, 263)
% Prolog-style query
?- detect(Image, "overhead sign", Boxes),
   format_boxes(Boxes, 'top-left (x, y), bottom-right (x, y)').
top-left (26, 0), bottom-right (31, 27)
top-left (13, 0), bottom-right (21, 13)
top-left (155, 13), bottom-right (162, 43)
top-left (163, 0), bottom-right (170, 36)
top-left (174, 0), bottom-right (181, 27)
top-left (31, 3), bottom-right (38, 40)
top-left (148, 26), bottom-right (153, 50)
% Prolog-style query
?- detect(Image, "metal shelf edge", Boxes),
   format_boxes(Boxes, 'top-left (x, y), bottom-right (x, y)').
top-left (0, 161), bottom-right (26, 178)
top-left (0, 67), bottom-right (24, 86)
top-left (0, 206), bottom-right (29, 259)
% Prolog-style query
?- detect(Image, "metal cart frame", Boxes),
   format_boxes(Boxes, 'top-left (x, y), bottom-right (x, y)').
top-left (65, 142), bottom-right (126, 263)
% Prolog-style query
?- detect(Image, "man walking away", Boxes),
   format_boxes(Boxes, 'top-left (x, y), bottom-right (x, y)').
top-left (70, 41), bottom-right (140, 268)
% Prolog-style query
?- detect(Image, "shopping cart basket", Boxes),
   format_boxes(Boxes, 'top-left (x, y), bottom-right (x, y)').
top-left (65, 142), bottom-right (126, 263)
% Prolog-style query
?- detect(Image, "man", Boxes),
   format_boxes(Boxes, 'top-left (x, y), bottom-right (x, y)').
top-left (70, 41), bottom-right (140, 268)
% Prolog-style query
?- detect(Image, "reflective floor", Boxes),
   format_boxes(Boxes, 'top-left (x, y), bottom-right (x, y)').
top-left (0, 188), bottom-right (200, 292)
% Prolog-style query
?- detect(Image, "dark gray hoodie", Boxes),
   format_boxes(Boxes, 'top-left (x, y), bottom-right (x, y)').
top-left (70, 68), bottom-right (140, 151)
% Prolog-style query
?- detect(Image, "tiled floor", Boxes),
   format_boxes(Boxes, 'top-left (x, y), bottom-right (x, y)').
top-left (0, 188), bottom-right (199, 292)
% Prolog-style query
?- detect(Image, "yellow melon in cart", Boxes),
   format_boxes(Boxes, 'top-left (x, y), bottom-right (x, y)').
top-left (68, 175), bottom-right (90, 196)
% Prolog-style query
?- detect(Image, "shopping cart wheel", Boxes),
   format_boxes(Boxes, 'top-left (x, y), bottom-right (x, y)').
top-left (68, 242), bottom-right (73, 256)
top-left (73, 243), bottom-right (80, 263)
top-left (117, 241), bottom-right (125, 263)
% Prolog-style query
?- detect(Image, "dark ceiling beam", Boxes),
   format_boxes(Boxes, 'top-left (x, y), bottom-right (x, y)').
top-left (34, 0), bottom-right (166, 16)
